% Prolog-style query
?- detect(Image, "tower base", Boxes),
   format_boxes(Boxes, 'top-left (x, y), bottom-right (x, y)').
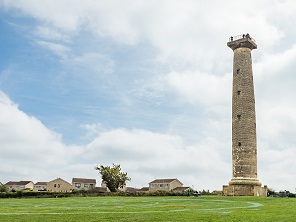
top-left (223, 178), bottom-right (267, 196)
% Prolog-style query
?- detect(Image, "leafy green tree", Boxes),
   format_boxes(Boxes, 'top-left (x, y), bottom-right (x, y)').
top-left (95, 164), bottom-right (131, 192)
top-left (0, 184), bottom-right (8, 192)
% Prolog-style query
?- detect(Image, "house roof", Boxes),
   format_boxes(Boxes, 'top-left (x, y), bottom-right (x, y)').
top-left (94, 187), bottom-right (109, 193)
top-left (125, 187), bottom-right (140, 193)
top-left (172, 187), bottom-right (191, 192)
top-left (138, 187), bottom-right (149, 192)
top-left (72, 178), bottom-right (96, 184)
top-left (5, 181), bottom-right (33, 186)
top-left (48, 178), bottom-right (71, 186)
top-left (19, 181), bottom-right (33, 185)
top-left (34, 182), bottom-right (48, 186)
top-left (149, 178), bottom-right (183, 185)
top-left (5, 181), bottom-right (18, 186)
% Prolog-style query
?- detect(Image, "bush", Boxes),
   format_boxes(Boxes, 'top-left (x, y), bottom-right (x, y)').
top-left (0, 185), bottom-right (8, 192)
top-left (0, 189), bottom-right (199, 198)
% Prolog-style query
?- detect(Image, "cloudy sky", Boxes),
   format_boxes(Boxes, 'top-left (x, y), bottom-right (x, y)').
top-left (0, 0), bottom-right (296, 192)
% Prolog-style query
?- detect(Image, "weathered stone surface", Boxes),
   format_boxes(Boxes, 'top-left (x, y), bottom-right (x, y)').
top-left (223, 35), bottom-right (267, 196)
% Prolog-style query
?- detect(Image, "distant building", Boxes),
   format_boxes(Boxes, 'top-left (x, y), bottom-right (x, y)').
top-left (33, 182), bottom-right (48, 191)
top-left (47, 178), bottom-right (72, 192)
top-left (93, 187), bottom-right (109, 193)
top-left (72, 178), bottom-right (96, 190)
top-left (138, 187), bottom-right (149, 192)
top-left (5, 181), bottom-right (34, 191)
top-left (149, 178), bottom-right (183, 192)
top-left (125, 187), bottom-right (140, 193)
top-left (172, 186), bottom-right (192, 193)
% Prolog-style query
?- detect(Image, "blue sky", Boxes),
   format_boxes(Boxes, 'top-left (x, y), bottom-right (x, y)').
top-left (0, 0), bottom-right (296, 192)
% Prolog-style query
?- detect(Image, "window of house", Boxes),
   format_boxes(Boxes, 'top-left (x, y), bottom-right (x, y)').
top-left (150, 184), bottom-right (155, 188)
top-left (236, 69), bottom-right (240, 74)
top-left (238, 142), bottom-right (241, 146)
top-left (58, 184), bottom-right (60, 188)
top-left (159, 184), bottom-right (163, 188)
top-left (75, 183), bottom-right (81, 188)
top-left (237, 90), bottom-right (241, 96)
top-left (165, 184), bottom-right (169, 188)
top-left (54, 184), bottom-right (57, 188)
top-left (237, 115), bottom-right (241, 121)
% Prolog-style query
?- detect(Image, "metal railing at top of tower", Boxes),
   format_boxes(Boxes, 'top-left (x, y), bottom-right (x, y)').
top-left (229, 34), bottom-right (256, 43)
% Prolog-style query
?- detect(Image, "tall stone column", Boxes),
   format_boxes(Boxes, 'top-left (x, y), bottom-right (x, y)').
top-left (223, 34), bottom-right (266, 196)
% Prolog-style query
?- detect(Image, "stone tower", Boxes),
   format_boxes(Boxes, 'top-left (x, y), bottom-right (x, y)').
top-left (222, 34), bottom-right (267, 196)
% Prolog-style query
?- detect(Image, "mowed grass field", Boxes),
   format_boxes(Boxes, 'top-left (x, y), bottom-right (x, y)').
top-left (0, 195), bottom-right (295, 222)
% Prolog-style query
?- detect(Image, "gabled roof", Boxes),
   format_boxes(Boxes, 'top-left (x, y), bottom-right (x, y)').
top-left (5, 181), bottom-right (33, 186)
top-left (94, 187), bottom-right (109, 193)
top-left (48, 178), bottom-right (71, 186)
top-left (34, 182), bottom-right (48, 186)
top-left (125, 187), bottom-right (140, 193)
top-left (18, 181), bottom-right (33, 185)
top-left (149, 178), bottom-right (183, 185)
top-left (172, 187), bottom-right (191, 192)
top-left (72, 178), bottom-right (96, 184)
top-left (5, 181), bottom-right (18, 186)
top-left (138, 187), bottom-right (149, 192)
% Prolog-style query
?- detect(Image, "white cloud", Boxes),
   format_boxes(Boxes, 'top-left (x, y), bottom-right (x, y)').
top-left (81, 122), bottom-right (104, 140)
top-left (0, 0), bottom-right (286, 69)
top-left (37, 40), bottom-right (70, 60)
top-left (165, 70), bottom-right (231, 110)
top-left (0, 92), bottom-right (80, 182)
top-left (0, 91), bottom-right (229, 190)
top-left (82, 128), bottom-right (229, 190)
top-left (34, 26), bottom-right (70, 42)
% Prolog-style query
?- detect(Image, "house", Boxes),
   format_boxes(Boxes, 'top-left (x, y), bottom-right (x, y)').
top-left (5, 181), bottom-right (34, 191)
top-left (138, 187), bottom-right (149, 192)
top-left (93, 187), bottom-right (109, 193)
top-left (72, 178), bottom-right (96, 190)
top-left (33, 182), bottom-right (48, 191)
top-left (172, 186), bottom-right (192, 192)
top-left (149, 178), bottom-right (183, 191)
top-left (47, 178), bottom-right (72, 192)
top-left (125, 187), bottom-right (140, 193)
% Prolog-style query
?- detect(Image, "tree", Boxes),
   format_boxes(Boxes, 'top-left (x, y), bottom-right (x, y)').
top-left (95, 164), bottom-right (131, 192)
top-left (0, 184), bottom-right (8, 192)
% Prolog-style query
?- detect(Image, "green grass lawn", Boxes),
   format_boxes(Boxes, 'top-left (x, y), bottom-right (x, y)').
top-left (0, 196), bottom-right (295, 222)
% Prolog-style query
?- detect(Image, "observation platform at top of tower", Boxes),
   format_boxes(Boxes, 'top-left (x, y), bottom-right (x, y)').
top-left (227, 34), bottom-right (257, 51)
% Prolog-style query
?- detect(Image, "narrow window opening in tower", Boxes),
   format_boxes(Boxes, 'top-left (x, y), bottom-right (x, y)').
top-left (236, 69), bottom-right (240, 74)
top-left (237, 115), bottom-right (241, 121)
top-left (238, 142), bottom-right (241, 146)
top-left (237, 90), bottom-right (241, 96)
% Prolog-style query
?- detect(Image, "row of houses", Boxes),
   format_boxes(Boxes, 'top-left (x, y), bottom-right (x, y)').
top-left (1, 178), bottom-right (192, 193)
top-left (3, 178), bottom-right (102, 192)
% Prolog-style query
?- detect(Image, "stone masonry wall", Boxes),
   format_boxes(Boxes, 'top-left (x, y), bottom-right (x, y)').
top-left (232, 47), bottom-right (257, 179)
